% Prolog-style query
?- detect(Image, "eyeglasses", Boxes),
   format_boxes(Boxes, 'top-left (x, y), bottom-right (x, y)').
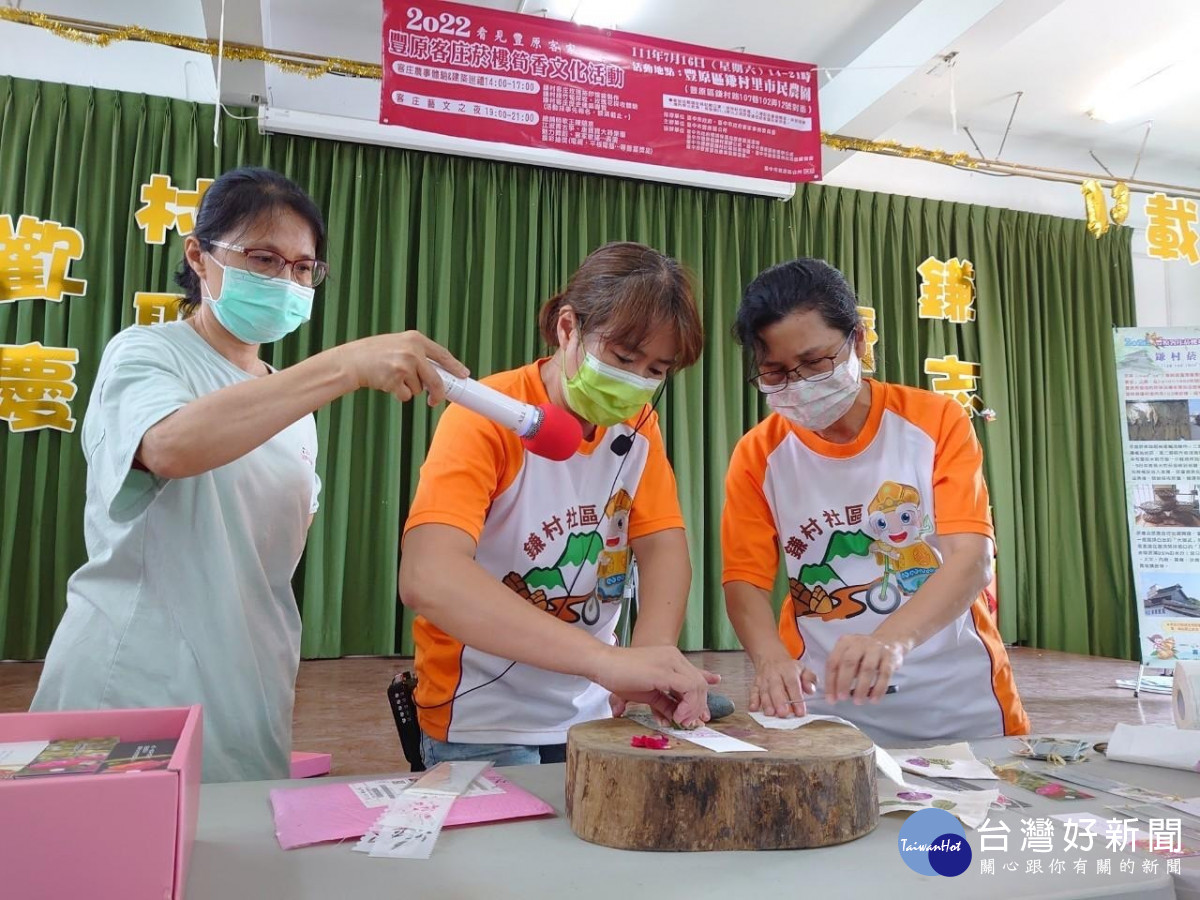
top-left (210, 241), bottom-right (329, 287)
top-left (749, 332), bottom-right (854, 393)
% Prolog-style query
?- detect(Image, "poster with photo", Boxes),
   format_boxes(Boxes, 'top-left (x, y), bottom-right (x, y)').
top-left (1115, 327), bottom-right (1200, 666)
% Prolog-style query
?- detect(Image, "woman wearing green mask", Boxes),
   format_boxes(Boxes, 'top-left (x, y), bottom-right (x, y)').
top-left (32, 167), bottom-right (469, 783)
top-left (399, 242), bottom-right (718, 767)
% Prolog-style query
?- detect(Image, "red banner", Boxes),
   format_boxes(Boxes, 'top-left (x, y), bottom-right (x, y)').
top-left (381, 0), bottom-right (820, 183)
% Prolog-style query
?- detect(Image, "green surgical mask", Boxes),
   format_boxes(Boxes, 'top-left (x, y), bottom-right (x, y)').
top-left (203, 254), bottom-right (313, 345)
top-left (562, 351), bottom-right (661, 426)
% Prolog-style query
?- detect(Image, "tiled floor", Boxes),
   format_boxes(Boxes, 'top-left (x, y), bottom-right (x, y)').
top-left (0, 648), bottom-right (1170, 777)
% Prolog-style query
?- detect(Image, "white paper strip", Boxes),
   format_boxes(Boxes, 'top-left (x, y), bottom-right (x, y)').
top-left (746, 711), bottom-right (911, 787)
top-left (362, 793), bottom-right (456, 859)
top-left (1036, 767), bottom-right (1180, 803)
top-left (626, 710), bottom-right (765, 752)
top-left (874, 745), bottom-right (913, 787)
top-left (349, 774), bottom-right (503, 809)
top-left (408, 761), bottom-right (491, 796)
top-left (356, 760), bottom-right (495, 859)
top-left (1170, 798), bottom-right (1200, 819)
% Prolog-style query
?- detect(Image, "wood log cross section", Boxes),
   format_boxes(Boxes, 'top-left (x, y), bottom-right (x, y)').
top-left (566, 712), bottom-right (878, 851)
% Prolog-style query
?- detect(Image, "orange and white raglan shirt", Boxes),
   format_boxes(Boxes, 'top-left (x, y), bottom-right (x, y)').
top-left (404, 360), bottom-right (684, 745)
top-left (722, 380), bottom-right (1029, 745)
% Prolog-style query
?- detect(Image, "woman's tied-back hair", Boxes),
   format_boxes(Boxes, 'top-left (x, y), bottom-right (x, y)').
top-left (538, 242), bottom-right (704, 371)
top-left (174, 166), bottom-right (326, 316)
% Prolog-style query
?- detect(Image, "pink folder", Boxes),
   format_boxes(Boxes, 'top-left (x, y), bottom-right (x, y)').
top-left (269, 769), bottom-right (555, 849)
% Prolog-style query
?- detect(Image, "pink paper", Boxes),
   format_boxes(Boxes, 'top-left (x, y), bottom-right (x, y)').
top-left (269, 770), bottom-right (555, 850)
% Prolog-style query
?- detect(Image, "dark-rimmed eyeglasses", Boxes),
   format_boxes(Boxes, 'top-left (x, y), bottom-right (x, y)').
top-left (749, 332), bottom-right (854, 393)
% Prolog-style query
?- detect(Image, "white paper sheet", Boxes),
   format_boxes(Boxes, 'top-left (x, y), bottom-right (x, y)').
top-left (0, 740), bottom-right (49, 774)
top-left (748, 712), bottom-right (850, 730)
top-left (878, 783), bottom-right (999, 830)
top-left (889, 742), bottom-right (998, 780)
top-left (747, 711), bottom-right (911, 787)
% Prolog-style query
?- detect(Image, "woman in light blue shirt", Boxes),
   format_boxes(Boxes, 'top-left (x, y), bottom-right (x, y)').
top-left (32, 167), bottom-right (469, 782)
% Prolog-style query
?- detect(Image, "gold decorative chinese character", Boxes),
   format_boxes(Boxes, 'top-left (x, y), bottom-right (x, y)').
top-left (925, 354), bottom-right (986, 416)
top-left (134, 174), bottom-right (213, 245)
top-left (0, 342), bottom-right (80, 433)
top-left (917, 256), bottom-right (976, 323)
top-left (133, 292), bottom-right (185, 326)
top-left (174, 178), bottom-right (213, 236)
top-left (0, 215), bottom-right (88, 303)
top-left (917, 258), bottom-right (947, 319)
top-left (857, 305), bottom-right (878, 372)
top-left (1145, 193), bottom-right (1200, 264)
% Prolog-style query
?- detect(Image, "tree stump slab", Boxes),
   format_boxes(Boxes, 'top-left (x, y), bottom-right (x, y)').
top-left (565, 712), bottom-right (877, 851)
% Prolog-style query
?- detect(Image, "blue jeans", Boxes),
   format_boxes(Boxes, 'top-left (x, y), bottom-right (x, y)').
top-left (420, 734), bottom-right (567, 767)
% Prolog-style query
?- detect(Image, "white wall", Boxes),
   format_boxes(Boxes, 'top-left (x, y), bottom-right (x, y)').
top-left (0, 20), bottom-right (215, 103)
top-left (1130, 246), bottom-right (1200, 327)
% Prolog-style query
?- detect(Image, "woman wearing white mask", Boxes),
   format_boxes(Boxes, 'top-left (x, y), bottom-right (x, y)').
top-left (721, 258), bottom-right (1029, 745)
top-left (32, 167), bottom-right (473, 782)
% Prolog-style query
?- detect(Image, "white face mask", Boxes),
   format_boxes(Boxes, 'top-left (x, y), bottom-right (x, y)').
top-left (763, 346), bottom-right (863, 431)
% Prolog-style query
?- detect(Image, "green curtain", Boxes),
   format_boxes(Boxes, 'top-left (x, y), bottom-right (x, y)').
top-left (0, 75), bottom-right (1137, 661)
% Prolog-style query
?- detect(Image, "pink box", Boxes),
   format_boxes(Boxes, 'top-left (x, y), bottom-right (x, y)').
top-left (289, 750), bottom-right (332, 779)
top-left (0, 705), bottom-right (203, 900)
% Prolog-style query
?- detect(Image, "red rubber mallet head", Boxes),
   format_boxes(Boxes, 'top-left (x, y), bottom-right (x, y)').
top-left (521, 402), bottom-right (583, 461)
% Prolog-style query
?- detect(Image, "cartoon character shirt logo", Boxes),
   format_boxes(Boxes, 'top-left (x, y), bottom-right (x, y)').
top-left (780, 482), bottom-right (943, 633)
top-left (500, 488), bottom-right (634, 628)
top-left (865, 481), bottom-right (940, 597)
top-left (594, 489), bottom-right (633, 603)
